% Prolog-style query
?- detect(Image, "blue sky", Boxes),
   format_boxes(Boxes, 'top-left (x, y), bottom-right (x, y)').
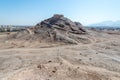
top-left (0, 0), bottom-right (120, 25)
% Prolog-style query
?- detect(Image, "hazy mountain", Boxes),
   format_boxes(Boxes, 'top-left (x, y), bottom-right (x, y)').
top-left (90, 20), bottom-right (120, 27)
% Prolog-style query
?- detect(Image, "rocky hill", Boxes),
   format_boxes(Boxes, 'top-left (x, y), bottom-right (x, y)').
top-left (13, 14), bottom-right (89, 44)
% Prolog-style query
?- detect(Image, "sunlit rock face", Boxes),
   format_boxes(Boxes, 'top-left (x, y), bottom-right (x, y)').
top-left (14, 14), bottom-right (88, 44)
top-left (33, 14), bottom-right (87, 44)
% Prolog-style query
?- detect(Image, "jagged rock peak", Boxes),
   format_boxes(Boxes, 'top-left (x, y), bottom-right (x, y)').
top-left (36, 14), bottom-right (85, 30)
top-left (14, 14), bottom-right (89, 44)
top-left (52, 14), bottom-right (64, 19)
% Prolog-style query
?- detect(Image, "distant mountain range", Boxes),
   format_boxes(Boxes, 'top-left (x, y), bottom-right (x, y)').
top-left (89, 20), bottom-right (120, 27)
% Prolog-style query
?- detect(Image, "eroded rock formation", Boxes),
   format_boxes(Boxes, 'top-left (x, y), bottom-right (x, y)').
top-left (14, 14), bottom-right (89, 44)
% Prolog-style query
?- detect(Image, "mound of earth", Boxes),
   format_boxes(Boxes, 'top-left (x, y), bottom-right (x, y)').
top-left (12, 14), bottom-right (89, 44)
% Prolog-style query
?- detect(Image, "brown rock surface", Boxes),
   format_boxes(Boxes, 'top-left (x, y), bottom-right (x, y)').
top-left (13, 14), bottom-right (88, 44)
top-left (0, 15), bottom-right (120, 80)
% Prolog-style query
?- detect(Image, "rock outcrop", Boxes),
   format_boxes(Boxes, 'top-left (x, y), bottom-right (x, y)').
top-left (14, 14), bottom-right (88, 44)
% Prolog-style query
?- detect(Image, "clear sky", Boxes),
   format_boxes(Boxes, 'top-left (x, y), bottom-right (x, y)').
top-left (0, 0), bottom-right (120, 25)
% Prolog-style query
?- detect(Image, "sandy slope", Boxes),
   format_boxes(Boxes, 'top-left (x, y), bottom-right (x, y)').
top-left (0, 30), bottom-right (120, 80)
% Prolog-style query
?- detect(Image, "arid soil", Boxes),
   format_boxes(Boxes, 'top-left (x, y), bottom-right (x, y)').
top-left (0, 29), bottom-right (120, 80)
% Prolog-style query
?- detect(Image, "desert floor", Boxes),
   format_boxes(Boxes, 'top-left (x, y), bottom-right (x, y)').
top-left (0, 30), bottom-right (120, 80)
